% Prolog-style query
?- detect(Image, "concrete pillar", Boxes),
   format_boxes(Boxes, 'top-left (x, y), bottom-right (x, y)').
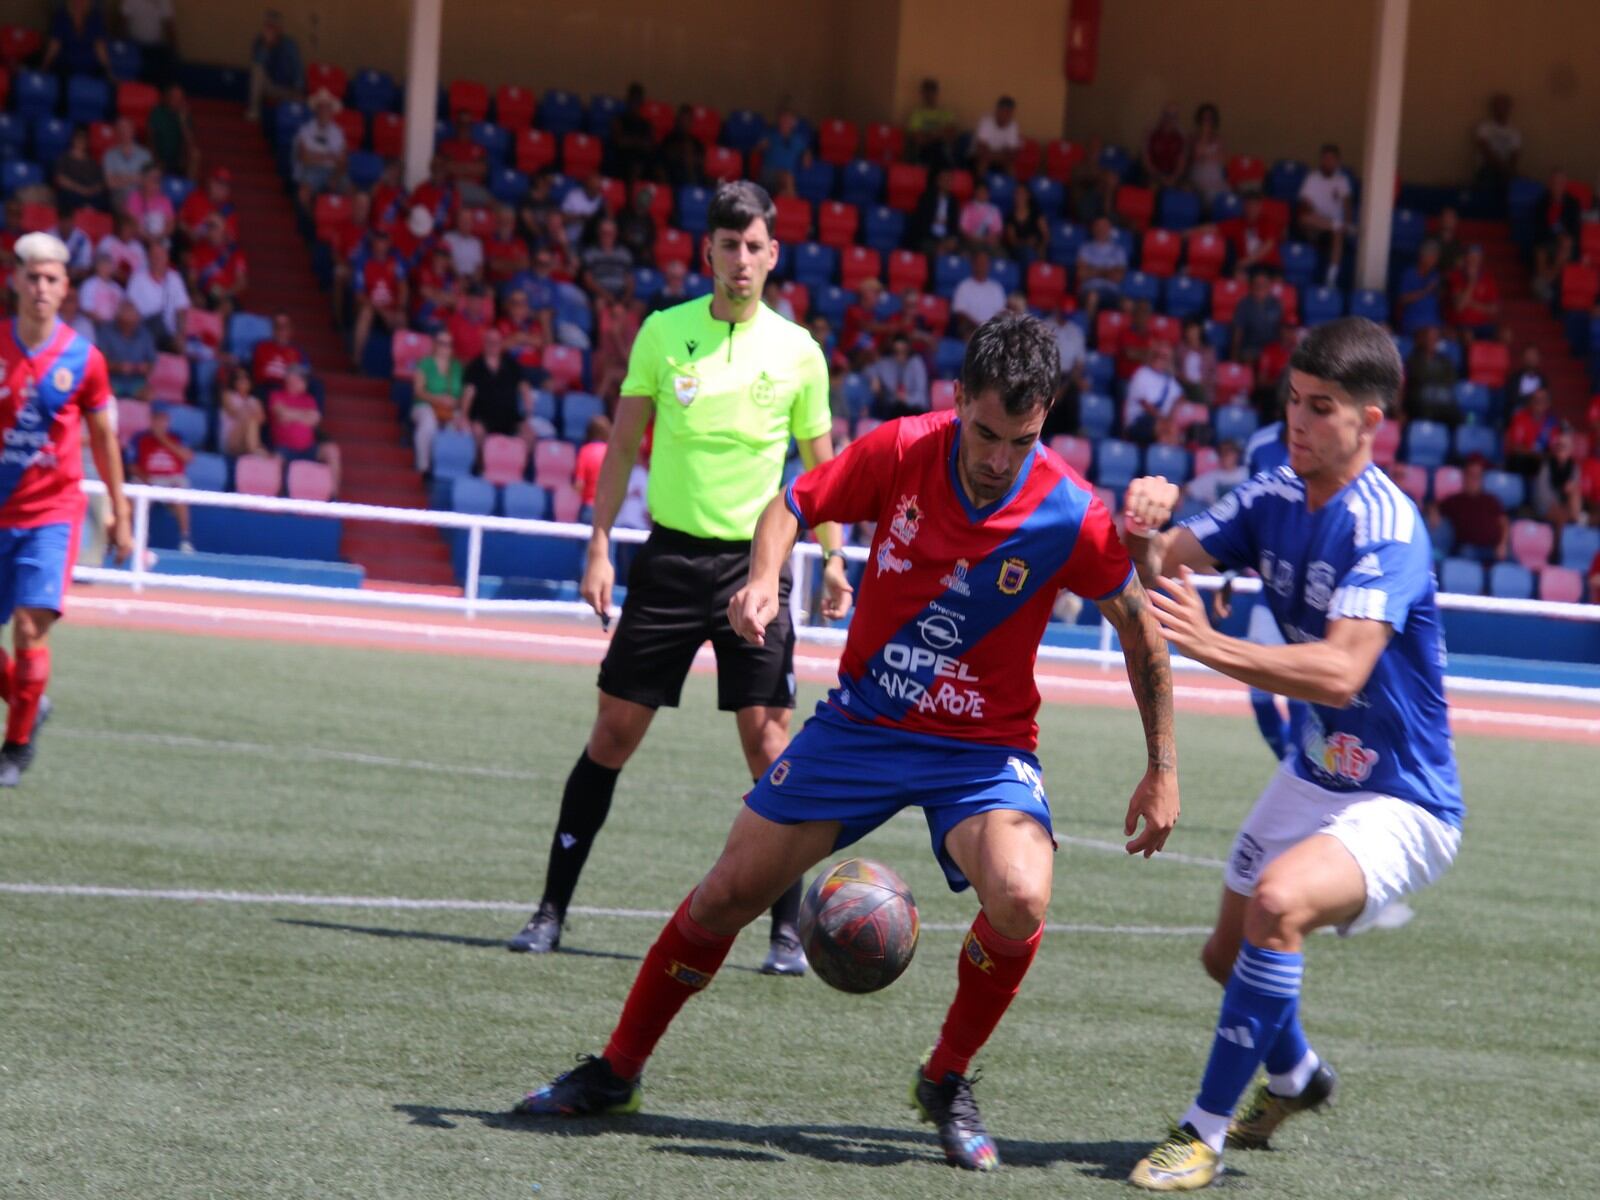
top-left (403, 0), bottom-right (443, 191)
top-left (1355, 0), bottom-right (1409, 292)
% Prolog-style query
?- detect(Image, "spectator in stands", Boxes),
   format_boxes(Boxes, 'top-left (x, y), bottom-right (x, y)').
top-left (592, 291), bottom-right (642, 402)
top-left (179, 167), bottom-right (238, 242)
top-left (412, 242), bottom-right (460, 332)
top-left (445, 282), bottom-right (494, 363)
top-left (1434, 205), bottom-right (1464, 273)
top-left (461, 326), bottom-right (535, 454)
top-left (41, 0), bottom-right (111, 80)
top-left (970, 96), bottom-right (1021, 178)
top-left (1534, 423), bottom-right (1583, 545)
top-left (756, 108), bottom-right (810, 197)
top-left (441, 207), bottom-right (484, 283)
top-left (439, 109), bottom-right (490, 201)
top-left (411, 330), bottom-right (465, 473)
top-left (1049, 303), bottom-right (1087, 383)
top-left (1505, 385), bottom-right (1559, 479)
top-left (484, 205), bottom-right (530, 287)
top-left (126, 164), bottom-right (176, 244)
top-left (1230, 270), bottom-right (1283, 363)
top-left (246, 8), bottom-right (305, 121)
top-left (149, 85), bottom-right (199, 180)
top-left (609, 83), bottom-right (657, 184)
top-left (1185, 103), bottom-right (1228, 214)
top-left (910, 168), bottom-right (961, 255)
top-left (1116, 299), bottom-right (1154, 380)
top-left (126, 241), bottom-right (189, 345)
top-left (616, 187), bottom-right (657, 268)
top-left (540, 209), bottom-right (582, 281)
top-left (1068, 133), bottom-right (1120, 224)
top-left (866, 332), bottom-right (929, 419)
top-left (649, 257), bottom-right (690, 314)
top-left (581, 217), bottom-right (633, 302)
top-left (560, 174), bottom-right (606, 246)
top-left (1510, 343), bottom-right (1546, 403)
top-left (293, 90), bottom-right (348, 206)
top-left (1584, 439), bottom-right (1600, 519)
top-left (951, 250), bottom-right (1006, 337)
top-left (657, 107), bottom-right (705, 189)
top-left (505, 245), bottom-right (559, 327)
top-left (905, 78), bottom-right (957, 169)
top-left (350, 225), bottom-right (407, 367)
top-left (1075, 215), bottom-right (1127, 320)
top-left (1529, 229), bottom-right (1573, 305)
top-left (763, 280), bottom-right (795, 323)
top-left (1533, 168), bottom-right (1582, 282)
top-left (132, 401), bottom-right (195, 552)
top-left (1296, 143), bottom-right (1352, 286)
top-left (252, 312), bottom-right (307, 392)
top-left (79, 252), bottom-right (125, 324)
top-left (1253, 322), bottom-right (1299, 410)
top-left (1002, 186), bottom-right (1047, 265)
top-left (1404, 325), bottom-right (1460, 424)
top-left (1186, 440), bottom-right (1248, 506)
top-left (1122, 340), bottom-right (1183, 444)
top-left (498, 288), bottom-right (548, 368)
top-left (1232, 192), bottom-right (1282, 273)
top-left (1445, 244), bottom-right (1500, 346)
top-left (187, 212), bottom-right (248, 322)
top-left (220, 365), bottom-right (270, 459)
top-left (1176, 317), bottom-right (1215, 403)
top-left (120, 0), bottom-right (178, 86)
top-left (99, 299), bottom-right (156, 398)
top-left (1138, 103), bottom-right (1187, 190)
top-left (839, 277), bottom-right (886, 356)
top-left (1397, 239), bottom-right (1444, 334)
top-left (102, 118), bottom-right (154, 206)
top-left (53, 210), bottom-right (94, 281)
top-left (1431, 454), bottom-right (1507, 562)
top-left (958, 182), bottom-right (1003, 252)
top-left (1472, 93), bottom-right (1521, 203)
top-left (54, 128), bottom-right (109, 215)
top-left (269, 364), bottom-right (340, 495)
top-left (408, 156), bottom-right (459, 233)
top-left (573, 414), bottom-right (610, 510)
top-left (58, 290), bottom-right (92, 344)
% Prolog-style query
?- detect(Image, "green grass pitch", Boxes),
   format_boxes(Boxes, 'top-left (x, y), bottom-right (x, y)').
top-left (2, 623), bottom-right (1596, 1198)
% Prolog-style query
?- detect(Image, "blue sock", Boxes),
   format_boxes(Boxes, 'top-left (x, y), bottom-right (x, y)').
top-left (1262, 1001), bottom-right (1311, 1083)
top-left (1194, 941), bottom-right (1304, 1121)
top-left (1249, 689), bottom-right (1289, 759)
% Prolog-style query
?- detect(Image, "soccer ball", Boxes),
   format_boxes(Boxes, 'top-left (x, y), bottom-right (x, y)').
top-left (797, 858), bottom-right (920, 993)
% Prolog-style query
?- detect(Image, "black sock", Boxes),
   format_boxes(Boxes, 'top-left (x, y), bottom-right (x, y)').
top-left (539, 751), bottom-right (622, 916)
top-left (770, 877), bottom-right (803, 937)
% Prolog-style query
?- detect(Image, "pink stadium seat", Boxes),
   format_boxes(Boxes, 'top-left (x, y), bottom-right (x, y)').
top-left (1174, 403), bottom-right (1211, 439)
top-left (887, 249), bottom-right (928, 294)
top-left (1510, 519), bottom-right (1555, 570)
top-left (481, 434), bottom-right (529, 486)
top-left (287, 460), bottom-right (335, 502)
top-left (595, 176), bottom-right (625, 215)
top-left (462, 206), bottom-right (496, 237)
top-left (1044, 139), bottom-right (1086, 181)
top-left (1191, 444), bottom-right (1219, 476)
top-left (930, 380), bottom-right (956, 412)
top-left (1432, 465), bottom-right (1463, 502)
top-left (655, 227), bottom-right (693, 270)
top-left (147, 353), bottom-right (190, 403)
top-left (773, 195), bottom-right (811, 242)
top-left (1213, 362), bottom-right (1252, 404)
top-left (392, 330), bottom-right (431, 378)
top-left (306, 62), bottom-right (348, 99)
top-left (534, 440), bottom-right (578, 489)
top-left (561, 132), bottom-right (602, 177)
top-left (839, 246), bottom-right (881, 291)
top-left (1141, 229), bottom-right (1181, 277)
top-left (313, 193), bottom-right (352, 242)
top-left (372, 112), bottom-right (405, 159)
top-left (1538, 565), bottom-right (1582, 603)
top-left (1211, 278), bottom-right (1245, 323)
top-left (945, 169), bottom-right (974, 204)
top-left (88, 120), bottom-right (116, 159)
top-left (541, 345), bottom-right (585, 391)
top-left (1026, 262), bottom-right (1066, 310)
top-left (817, 118), bottom-right (859, 166)
top-left (235, 454), bottom-right (283, 497)
top-left (1185, 229), bottom-right (1226, 281)
top-left (1048, 435), bottom-right (1091, 475)
top-left (1371, 419), bottom-right (1401, 467)
top-left (515, 128), bottom-right (555, 174)
top-left (116, 399), bottom-right (150, 445)
top-left (1559, 264), bottom-right (1598, 311)
top-left (704, 146), bottom-right (743, 182)
top-left (1149, 315), bottom-right (1181, 345)
top-left (1393, 462), bottom-right (1429, 505)
top-left (447, 79), bottom-right (489, 121)
top-left (817, 200), bottom-right (859, 249)
top-left (551, 483), bottom-right (583, 523)
top-left (886, 163), bottom-right (928, 212)
top-left (495, 84), bottom-right (535, 131)
top-left (863, 122), bottom-right (903, 164)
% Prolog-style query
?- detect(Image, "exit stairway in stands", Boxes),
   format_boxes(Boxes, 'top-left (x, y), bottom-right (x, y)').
top-left (186, 97), bottom-right (457, 589)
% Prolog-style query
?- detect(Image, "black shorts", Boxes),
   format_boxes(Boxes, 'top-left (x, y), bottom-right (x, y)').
top-left (598, 526), bottom-right (796, 712)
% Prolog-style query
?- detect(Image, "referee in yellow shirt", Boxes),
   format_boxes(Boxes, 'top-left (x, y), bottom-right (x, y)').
top-left (509, 182), bottom-right (852, 972)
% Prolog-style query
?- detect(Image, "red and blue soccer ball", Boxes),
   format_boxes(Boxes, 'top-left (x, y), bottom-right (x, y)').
top-left (798, 858), bottom-right (920, 994)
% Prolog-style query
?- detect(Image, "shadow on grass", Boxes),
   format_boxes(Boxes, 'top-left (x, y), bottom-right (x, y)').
top-left (392, 1102), bottom-right (1156, 1176)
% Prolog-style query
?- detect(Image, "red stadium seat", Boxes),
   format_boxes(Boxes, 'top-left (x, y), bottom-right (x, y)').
top-left (655, 227), bottom-right (693, 270)
top-left (1044, 140), bottom-right (1086, 182)
top-left (1580, 223), bottom-right (1600, 266)
top-left (640, 98), bottom-right (675, 141)
top-left (148, 353), bottom-right (190, 403)
top-left (704, 145), bottom-right (743, 182)
top-left (818, 118), bottom-right (859, 166)
top-left (688, 104), bottom-right (721, 147)
top-left (886, 163), bottom-right (928, 212)
top-left (88, 120), bottom-right (116, 159)
top-left (1095, 309), bottom-right (1126, 353)
top-left (1026, 262), bottom-right (1066, 310)
top-left (19, 202), bottom-right (56, 233)
top-left (1467, 339), bottom-right (1510, 387)
top-left (372, 112), bottom-right (405, 159)
top-left (598, 176), bottom-right (626, 214)
top-left (1258, 197), bottom-right (1292, 238)
top-left (306, 62), bottom-right (348, 100)
top-left (1566, 180), bottom-right (1595, 212)
top-left (1226, 154), bottom-right (1266, 190)
top-left (287, 460), bottom-right (335, 502)
top-left (447, 79), bottom-right (489, 121)
top-left (1013, 138), bottom-right (1041, 180)
top-left (542, 345), bottom-right (585, 391)
top-left (234, 454), bottom-right (283, 497)
top-left (817, 200), bottom-right (859, 249)
top-left (863, 122), bottom-right (903, 164)
top-left (495, 84), bottom-right (535, 131)
top-left (515, 128), bottom-right (555, 174)
top-left (391, 330), bottom-right (432, 378)
top-left (463, 205), bottom-right (496, 236)
top-left (1140, 229), bottom-right (1181, 277)
top-left (117, 399), bottom-right (150, 447)
top-left (839, 246), bottom-right (881, 290)
top-left (1559, 263), bottom-right (1599, 310)
top-left (1115, 184), bottom-right (1155, 232)
top-left (779, 280), bottom-right (809, 323)
top-left (773, 195), bottom-right (812, 243)
top-left (0, 66), bottom-right (9, 111)
top-left (887, 249), bottom-right (928, 293)
top-left (551, 484), bottom-right (583, 523)
top-left (1213, 362), bottom-right (1252, 404)
top-left (561, 132), bottom-right (603, 177)
top-left (630, 181), bottom-right (672, 223)
top-left (334, 109), bottom-right (364, 150)
top-left (945, 169), bottom-right (974, 204)
top-left (313, 193), bottom-right (353, 242)
top-left (1149, 315), bottom-right (1181, 345)
top-left (1269, 280), bottom-right (1299, 325)
top-left (1184, 229), bottom-right (1226, 280)
top-left (915, 293), bottom-right (950, 336)
top-left (116, 81), bottom-right (159, 134)
top-left (534, 441), bottom-right (577, 488)
top-left (481, 434), bottom-right (529, 485)
top-left (1211, 277), bottom-right (1246, 323)
top-left (931, 380), bottom-right (957, 412)
top-left (1048, 435), bottom-right (1092, 475)
top-left (0, 25), bottom-right (44, 65)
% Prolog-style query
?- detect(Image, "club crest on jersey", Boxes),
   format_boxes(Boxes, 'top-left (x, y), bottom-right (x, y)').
top-left (889, 494), bottom-right (921, 544)
top-left (875, 538), bottom-right (912, 576)
top-left (51, 366), bottom-right (75, 393)
top-left (939, 557), bottom-right (972, 596)
top-left (673, 375), bottom-right (699, 406)
top-left (769, 759), bottom-right (791, 787)
top-left (962, 930), bottom-right (996, 974)
top-left (997, 556), bottom-right (1030, 595)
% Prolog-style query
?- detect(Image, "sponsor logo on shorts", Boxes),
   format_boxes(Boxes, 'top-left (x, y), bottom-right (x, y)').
top-left (770, 759), bottom-right (791, 787)
top-left (666, 960), bottom-right (713, 990)
top-left (875, 539), bottom-right (912, 576)
top-left (889, 494), bottom-right (921, 544)
top-left (962, 930), bottom-right (995, 974)
top-left (917, 613), bottom-right (961, 651)
top-left (673, 375), bottom-right (699, 406)
top-left (1231, 832), bottom-right (1265, 881)
top-left (939, 558), bottom-right (972, 596)
top-left (997, 556), bottom-right (1029, 595)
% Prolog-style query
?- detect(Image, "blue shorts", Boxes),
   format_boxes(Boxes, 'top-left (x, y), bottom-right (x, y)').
top-left (0, 522), bottom-right (76, 626)
top-left (745, 705), bottom-right (1055, 893)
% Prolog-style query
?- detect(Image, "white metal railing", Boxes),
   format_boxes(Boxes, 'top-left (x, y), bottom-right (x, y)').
top-left (75, 481), bottom-right (1600, 700)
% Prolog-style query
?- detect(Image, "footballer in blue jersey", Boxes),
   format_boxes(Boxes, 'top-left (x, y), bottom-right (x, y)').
top-left (1120, 318), bottom-right (1463, 1190)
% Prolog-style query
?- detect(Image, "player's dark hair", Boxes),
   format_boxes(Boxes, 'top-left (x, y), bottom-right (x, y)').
top-left (707, 180), bottom-right (776, 238)
top-left (1290, 316), bottom-right (1402, 415)
top-left (961, 312), bottom-right (1059, 416)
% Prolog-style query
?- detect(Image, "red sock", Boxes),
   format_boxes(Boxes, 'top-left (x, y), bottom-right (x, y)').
top-left (603, 891), bottom-right (736, 1080)
top-left (0, 649), bottom-right (12, 704)
top-left (5, 646), bottom-right (48, 745)
top-left (924, 911), bottom-right (1043, 1082)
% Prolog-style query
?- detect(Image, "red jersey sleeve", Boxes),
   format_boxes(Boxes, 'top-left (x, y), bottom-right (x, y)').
top-left (1057, 489), bottom-right (1135, 601)
top-left (785, 419), bottom-right (902, 529)
top-left (78, 346), bottom-right (112, 413)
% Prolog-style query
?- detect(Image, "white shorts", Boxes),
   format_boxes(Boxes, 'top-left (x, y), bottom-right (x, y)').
top-left (1224, 763), bottom-right (1461, 935)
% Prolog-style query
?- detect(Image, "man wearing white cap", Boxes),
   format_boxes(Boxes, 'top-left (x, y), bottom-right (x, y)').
top-left (293, 88), bottom-right (347, 206)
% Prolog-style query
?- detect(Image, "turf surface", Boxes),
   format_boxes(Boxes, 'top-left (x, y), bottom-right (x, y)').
top-left (2, 624), bottom-right (1596, 1198)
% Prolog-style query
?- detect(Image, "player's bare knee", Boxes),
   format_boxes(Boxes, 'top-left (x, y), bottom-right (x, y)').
top-left (691, 865), bottom-right (764, 933)
top-left (984, 877), bottom-right (1049, 938)
top-left (1200, 935), bottom-right (1235, 984)
top-left (1244, 878), bottom-right (1310, 943)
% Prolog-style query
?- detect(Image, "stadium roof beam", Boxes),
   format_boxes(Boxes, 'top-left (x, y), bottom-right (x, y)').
top-left (404, 0), bottom-right (444, 190)
top-left (1356, 0), bottom-right (1409, 292)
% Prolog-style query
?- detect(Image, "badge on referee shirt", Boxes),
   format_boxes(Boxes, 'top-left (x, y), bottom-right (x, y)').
top-left (750, 372), bottom-right (776, 407)
top-left (673, 375), bottom-right (699, 406)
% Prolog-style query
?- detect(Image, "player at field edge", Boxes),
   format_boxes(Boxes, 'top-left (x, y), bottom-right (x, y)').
top-left (511, 311), bottom-right (1181, 1173)
top-left (505, 181), bottom-right (851, 974)
top-left (1119, 316), bottom-right (1465, 1191)
top-left (0, 232), bottom-right (133, 786)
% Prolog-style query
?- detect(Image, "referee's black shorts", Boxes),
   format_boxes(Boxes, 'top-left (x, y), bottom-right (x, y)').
top-left (598, 525), bottom-right (796, 712)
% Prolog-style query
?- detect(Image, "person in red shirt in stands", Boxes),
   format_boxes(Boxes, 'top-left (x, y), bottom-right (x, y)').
top-left (369, 160), bottom-right (407, 230)
top-left (573, 414), bottom-right (611, 509)
top-left (412, 243), bottom-right (461, 332)
top-left (1253, 323), bottom-right (1299, 407)
top-left (251, 312), bottom-right (307, 393)
top-left (1445, 244), bottom-right (1500, 348)
top-left (1140, 103), bottom-right (1187, 189)
top-left (484, 204), bottom-right (530, 288)
top-left (178, 167), bottom-right (239, 242)
top-left (497, 288), bottom-right (548, 368)
top-left (268, 365), bottom-right (341, 496)
top-left (1118, 300), bottom-right (1155, 381)
top-left (1430, 454), bottom-right (1508, 563)
top-left (186, 213), bottom-right (249, 323)
top-left (1579, 436), bottom-right (1600, 513)
top-left (408, 156), bottom-right (460, 231)
top-left (349, 225), bottom-right (409, 368)
top-left (131, 401), bottom-right (195, 553)
top-left (1505, 386), bottom-right (1559, 478)
top-left (1231, 193), bottom-right (1282, 274)
top-left (439, 109), bottom-right (489, 192)
top-left (445, 285), bottom-right (494, 363)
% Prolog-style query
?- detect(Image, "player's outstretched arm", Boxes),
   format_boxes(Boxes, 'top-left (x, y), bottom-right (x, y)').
top-left (1121, 475), bottom-right (1216, 590)
top-left (1095, 576), bottom-right (1179, 857)
top-left (84, 406), bottom-right (132, 559)
top-left (728, 493), bottom-right (801, 647)
top-left (798, 432), bottom-right (853, 622)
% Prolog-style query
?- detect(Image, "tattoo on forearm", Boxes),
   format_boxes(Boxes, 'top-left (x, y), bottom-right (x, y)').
top-left (1101, 581), bottom-right (1177, 773)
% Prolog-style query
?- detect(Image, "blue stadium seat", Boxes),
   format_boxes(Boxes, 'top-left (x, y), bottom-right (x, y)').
top-left (1560, 525), bottom-right (1600, 571)
top-left (161, 175), bottom-right (194, 208)
top-left (794, 160), bottom-right (835, 204)
top-left (872, 290), bottom-right (902, 320)
top-left (632, 266), bottom-right (663, 300)
top-left (1028, 177), bottom-right (1065, 219)
top-left (1047, 221), bottom-right (1083, 267)
top-left (1097, 144), bottom-right (1132, 179)
top-left (676, 185), bottom-right (712, 235)
top-left (862, 205), bottom-right (904, 254)
top-left (1210, 192), bottom-right (1243, 223)
top-left (1120, 271), bottom-right (1159, 304)
top-left (1203, 319), bottom-right (1229, 355)
top-left (471, 121), bottom-right (510, 164)
top-left (812, 285), bottom-right (852, 324)
top-left (1349, 288), bottom-right (1388, 324)
top-left (1488, 562), bottom-right (1534, 599)
top-left (273, 102), bottom-right (309, 146)
top-left (433, 430), bottom-right (477, 480)
top-left (1266, 159), bottom-right (1307, 202)
top-left (1078, 392), bottom-right (1115, 438)
top-left (0, 114), bottom-right (25, 156)
top-left (105, 40), bottom-right (143, 82)
top-left (14, 71), bottom-right (58, 120)
top-left (983, 172), bottom-right (1016, 214)
top-left (538, 90), bottom-right (585, 137)
top-left (1145, 443), bottom-right (1191, 483)
top-left (1094, 438), bottom-right (1141, 488)
top-left (933, 337), bottom-right (967, 378)
top-left (1157, 188), bottom-right (1200, 231)
top-left (585, 94), bottom-right (621, 136)
top-left (1481, 469), bottom-right (1524, 511)
top-left (167, 406), bottom-right (208, 448)
top-left (1163, 274), bottom-right (1208, 320)
top-left (501, 481), bottom-right (550, 521)
top-left (841, 372), bottom-right (872, 421)
top-left (451, 476), bottom-right (496, 515)
top-left (934, 253), bottom-right (971, 296)
top-left (1452, 381), bottom-right (1492, 424)
top-left (1390, 208), bottom-right (1425, 256)
top-left (1453, 423), bottom-right (1500, 463)
top-left (1113, 226), bottom-right (1137, 264)
top-left (1084, 351), bottom-right (1114, 393)
top-left (989, 258), bottom-right (1020, 295)
top-left (66, 75), bottom-right (110, 125)
top-left (226, 313), bottom-right (274, 360)
top-left (1280, 241), bottom-right (1317, 288)
top-left (1404, 419), bottom-right (1449, 468)
top-left (1439, 557), bottom-right (1484, 595)
top-left (793, 242), bottom-right (837, 290)
top-left (348, 69), bottom-right (399, 115)
top-left (684, 271), bottom-right (712, 298)
top-left (31, 117), bottom-right (71, 165)
top-left (487, 164), bottom-right (528, 204)
top-left (186, 451), bottom-right (228, 491)
top-left (556, 291), bottom-right (592, 337)
top-left (561, 392), bottom-right (604, 442)
top-left (1302, 286), bottom-right (1345, 326)
top-left (839, 159), bottom-right (884, 208)
top-left (720, 109), bottom-right (766, 153)
top-left (1214, 405), bottom-right (1259, 445)
top-left (529, 390), bottom-right (558, 423)
top-left (1435, 337), bottom-right (1463, 373)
